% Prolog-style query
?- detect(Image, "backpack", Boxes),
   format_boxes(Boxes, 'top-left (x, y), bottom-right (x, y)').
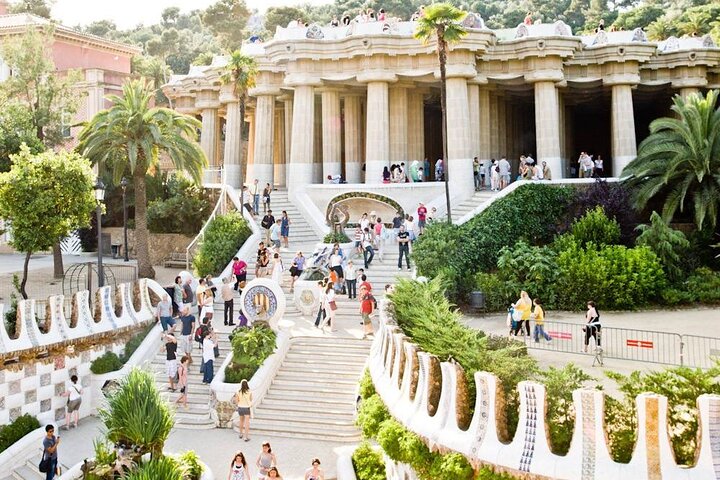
top-left (194, 326), bottom-right (205, 343)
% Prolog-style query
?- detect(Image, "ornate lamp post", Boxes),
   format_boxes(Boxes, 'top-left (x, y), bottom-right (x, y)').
top-left (120, 177), bottom-right (129, 262)
top-left (94, 179), bottom-right (106, 287)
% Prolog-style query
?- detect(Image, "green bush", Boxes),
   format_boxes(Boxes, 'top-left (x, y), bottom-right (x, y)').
top-left (474, 272), bottom-right (517, 312)
top-left (177, 450), bottom-right (204, 480)
top-left (356, 394), bottom-right (390, 439)
top-left (570, 206), bottom-right (621, 247)
top-left (429, 452), bottom-right (474, 480)
top-left (323, 231), bottom-right (351, 243)
top-left (90, 351), bottom-right (124, 374)
top-left (224, 325), bottom-right (277, 383)
top-left (120, 323), bottom-right (155, 363)
top-left (412, 221), bottom-right (463, 280)
top-left (352, 441), bottom-right (386, 480)
top-left (192, 212), bottom-right (251, 277)
top-left (0, 414), bottom-right (40, 453)
top-left (635, 212), bottom-right (690, 282)
top-left (358, 369), bottom-right (376, 399)
top-left (684, 267), bottom-right (720, 304)
top-left (146, 175), bottom-right (213, 235)
top-left (120, 455), bottom-right (186, 480)
top-left (605, 362), bottom-right (720, 465)
top-left (555, 242), bottom-right (666, 310)
top-left (477, 466), bottom-right (521, 479)
top-left (541, 365), bottom-right (594, 455)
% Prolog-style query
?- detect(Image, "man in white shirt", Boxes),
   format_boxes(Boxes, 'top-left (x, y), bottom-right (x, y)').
top-left (498, 157), bottom-right (511, 189)
top-left (249, 179), bottom-right (260, 215)
top-left (201, 331), bottom-right (217, 384)
top-left (326, 174), bottom-right (342, 184)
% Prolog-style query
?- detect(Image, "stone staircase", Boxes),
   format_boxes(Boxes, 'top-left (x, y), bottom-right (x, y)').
top-left (254, 188), bottom-right (321, 246)
top-left (149, 324), bottom-right (233, 429)
top-left (451, 189), bottom-right (498, 223)
top-left (250, 336), bottom-right (371, 442)
top-left (0, 454), bottom-right (68, 480)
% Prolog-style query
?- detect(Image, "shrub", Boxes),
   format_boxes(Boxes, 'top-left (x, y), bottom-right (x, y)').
top-left (412, 221), bottom-right (463, 279)
top-left (685, 267), bottom-right (720, 303)
top-left (90, 351), bottom-right (124, 374)
top-left (541, 364), bottom-right (594, 455)
top-left (474, 272), bottom-right (517, 312)
top-left (192, 212), bottom-right (251, 277)
top-left (0, 414), bottom-right (40, 453)
top-left (358, 369), bottom-right (376, 399)
top-left (120, 456), bottom-right (186, 480)
top-left (605, 363), bottom-right (720, 465)
top-left (177, 450), bottom-right (204, 480)
top-left (120, 323), bottom-right (155, 363)
top-left (570, 206), bottom-right (621, 247)
top-left (146, 176), bottom-right (213, 235)
top-left (429, 452), bottom-right (474, 480)
top-left (323, 231), bottom-right (351, 243)
top-left (477, 466), bottom-right (521, 479)
top-left (3, 292), bottom-right (18, 338)
top-left (635, 211), bottom-right (690, 282)
top-left (572, 179), bottom-right (637, 245)
top-left (555, 243), bottom-right (666, 310)
top-left (225, 324), bottom-right (277, 383)
top-left (356, 394), bottom-right (390, 439)
top-left (352, 441), bottom-right (386, 480)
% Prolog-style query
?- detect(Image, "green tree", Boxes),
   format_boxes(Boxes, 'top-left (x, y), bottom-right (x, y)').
top-left (131, 55), bottom-right (173, 106)
top-left (8, 0), bottom-right (52, 17)
top-left (161, 6), bottom-right (181, 27)
top-left (0, 100), bottom-right (45, 172)
top-left (623, 91), bottom-right (720, 231)
top-left (612, 4), bottom-right (664, 31)
top-left (202, 0), bottom-right (251, 51)
top-left (77, 79), bottom-right (206, 279)
top-left (264, 6), bottom-right (305, 33)
top-left (220, 50), bottom-right (257, 204)
top-left (635, 211), bottom-right (690, 282)
top-left (678, 9), bottom-right (711, 36)
top-left (415, 3), bottom-right (467, 222)
top-left (0, 147), bottom-right (95, 298)
top-left (82, 20), bottom-right (118, 38)
top-left (646, 17), bottom-right (674, 40)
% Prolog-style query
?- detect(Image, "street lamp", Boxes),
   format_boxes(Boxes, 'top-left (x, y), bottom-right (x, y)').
top-left (120, 177), bottom-right (129, 262)
top-left (94, 179), bottom-right (106, 288)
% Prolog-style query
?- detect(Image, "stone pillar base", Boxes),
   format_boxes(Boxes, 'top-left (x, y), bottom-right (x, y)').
top-left (323, 161), bottom-right (342, 181)
top-left (542, 156), bottom-right (563, 183)
top-left (365, 160), bottom-right (387, 184)
top-left (612, 155), bottom-right (635, 178)
top-left (253, 164), bottom-right (274, 189)
top-left (287, 163), bottom-right (314, 192)
top-left (448, 157), bottom-right (475, 200)
top-left (345, 163), bottom-right (363, 184)
top-left (224, 164), bottom-right (242, 188)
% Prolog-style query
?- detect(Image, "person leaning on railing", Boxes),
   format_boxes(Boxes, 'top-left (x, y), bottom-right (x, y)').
top-left (583, 301), bottom-right (601, 352)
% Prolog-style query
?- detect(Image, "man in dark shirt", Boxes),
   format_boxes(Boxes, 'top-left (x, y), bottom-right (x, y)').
top-left (179, 307), bottom-right (196, 363)
top-left (392, 212), bottom-right (403, 235)
top-left (42, 424), bottom-right (60, 479)
top-left (397, 225), bottom-right (411, 270)
top-left (261, 210), bottom-right (275, 244)
top-left (182, 278), bottom-right (194, 310)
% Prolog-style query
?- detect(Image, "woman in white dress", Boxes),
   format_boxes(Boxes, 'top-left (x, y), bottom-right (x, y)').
top-left (271, 252), bottom-right (283, 285)
top-left (228, 451), bottom-right (250, 480)
top-left (322, 284), bottom-right (337, 333)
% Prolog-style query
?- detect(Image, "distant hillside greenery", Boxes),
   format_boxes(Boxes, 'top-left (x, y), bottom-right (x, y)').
top-left (12, 0), bottom-right (719, 104)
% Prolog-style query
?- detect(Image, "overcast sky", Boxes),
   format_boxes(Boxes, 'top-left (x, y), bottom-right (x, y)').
top-left (52, 0), bottom-right (332, 28)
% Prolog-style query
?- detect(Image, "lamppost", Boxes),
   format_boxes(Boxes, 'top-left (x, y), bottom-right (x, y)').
top-left (94, 179), bottom-right (106, 288)
top-left (120, 177), bottom-right (129, 262)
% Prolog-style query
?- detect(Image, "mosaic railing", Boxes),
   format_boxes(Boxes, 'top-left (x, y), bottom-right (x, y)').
top-left (369, 301), bottom-right (720, 479)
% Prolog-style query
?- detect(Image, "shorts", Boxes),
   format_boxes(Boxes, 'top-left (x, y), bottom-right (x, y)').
top-left (237, 407), bottom-right (251, 416)
top-left (362, 313), bottom-right (372, 325)
top-left (180, 335), bottom-right (193, 354)
top-left (272, 240), bottom-right (281, 248)
top-left (501, 174), bottom-right (511, 182)
top-left (331, 265), bottom-right (344, 279)
top-left (355, 241), bottom-right (361, 248)
top-left (67, 398), bottom-right (82, 413)
top-left (418, 219), bottom-right (426, 228)
top-left (166, 359), bottom-right (178, 379)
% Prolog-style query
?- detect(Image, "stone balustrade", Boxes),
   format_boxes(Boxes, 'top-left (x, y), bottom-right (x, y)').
top-left (369, 300), bottom-right (720, 479)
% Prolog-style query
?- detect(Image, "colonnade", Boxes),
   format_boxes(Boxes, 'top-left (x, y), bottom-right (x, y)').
top-left (196, 76), bottom-right (643, 193)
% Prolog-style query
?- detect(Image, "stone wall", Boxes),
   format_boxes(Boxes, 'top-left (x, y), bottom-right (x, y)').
top-left (104, 227), bottom-right (193, 265)
top-left (369, 300), bottom-right (720, 480)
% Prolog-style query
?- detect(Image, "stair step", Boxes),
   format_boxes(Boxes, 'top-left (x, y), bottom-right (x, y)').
top-left (258, 401), bottom-right (355, 417)
top-left (250, 417), bottom-right (360, 434)
top-left (271, 377), bottom-right (360, 388)
top-left (266, 386), bottom-right (357, 401)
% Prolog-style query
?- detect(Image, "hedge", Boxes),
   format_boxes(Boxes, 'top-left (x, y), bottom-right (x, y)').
top-left (193, 212), bottom-right (252, 277)
top-left (0, 414), bottom-right (40, 453)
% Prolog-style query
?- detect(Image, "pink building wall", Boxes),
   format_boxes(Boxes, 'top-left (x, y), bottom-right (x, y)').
top-left (52, 39), bottom-right (133, 77)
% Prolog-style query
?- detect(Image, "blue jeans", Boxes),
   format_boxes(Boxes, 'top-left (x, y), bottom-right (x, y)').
top-left (363, 246), bottom-right (374, 268)
top-left (346, 279), bottom-right (357, 299)
top-left (202, 359), bottom-right (214, 383)
top-left (398, 244), bottom-right (410, 268)
top-left (46, 458), bottom-right (57, 480)
top-left (159, 316), bottom-right (174, 331)
top-left (534, 324), bottom-right (551, 342)
top-left (253, 194), bottom-right (260, 214)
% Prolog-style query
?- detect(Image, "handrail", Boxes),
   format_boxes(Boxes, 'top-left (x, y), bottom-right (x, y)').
top-left (185, 184), bottom-right (227, 271)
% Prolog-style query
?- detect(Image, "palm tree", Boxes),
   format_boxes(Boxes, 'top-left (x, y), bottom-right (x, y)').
top-left (415, 3), bottom-right (467, 223)
top-left (220, 50), bottom-right (258, 207)
top-left (622, 90), bottom-right (720, 231)
top-left (78, 79), bottom-right (206, 278)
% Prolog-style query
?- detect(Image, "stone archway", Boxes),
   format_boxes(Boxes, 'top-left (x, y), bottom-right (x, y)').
top-left (326, 192), bottom-right (405, 226)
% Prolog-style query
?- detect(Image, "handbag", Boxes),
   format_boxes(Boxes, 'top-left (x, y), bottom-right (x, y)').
top-left (214, 345), bottom-right (220, 358)
top-left (328, 301), bottom-right (338, 311)
top-left (199, 361), bottom-right (205, 374)
top-left (38, 454), bottom-right (50, 473)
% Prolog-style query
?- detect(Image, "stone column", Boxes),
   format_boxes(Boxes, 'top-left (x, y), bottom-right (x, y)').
top-left (273, 110), bottom-right (285, 186)
top-left (364, 81), bottom-right (390, 183)
top-left (223, 101), bottom-right (243, 188)
top-left (288, 85), bottom-right (315, 192)
top-left (445, 77), bottom-right (474, 198)
top-left (321, 90), bottom-right (342, 181)
top-left (245, 114), bottom-right (255, 183)
top-left (284, 98), bottom-right (293, 184)
top-left (313, 99), bottom-right (323, 183)
top-left (344, 95), bottom-right (363, 183)
top-left (200, 108), bottom-right (218, 168)
top-left (478, 88), bottom-right (491, 163)
top-left (467, 84), bottom-right (480, 159)
top-left (407, 91), bottom-right (425, 163)
top-left (534, 81), bottom-right (563, 179)
top-left (611, 84), bottom-right (637, 177)
top-left (489, 94), bottom-right (499, 159)
top-left (498, 96), bottom-right (507, 158)
top-left (389, 86), bottom-right (408, 165)
top-left (680, 87), bottom-right (700, 99)
top-left (252, 94), bottom-right (275, 188)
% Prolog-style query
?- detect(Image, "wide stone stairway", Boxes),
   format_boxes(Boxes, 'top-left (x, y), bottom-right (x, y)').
top-left (0, 455), bottom-right (68, 480)
top-left (451, 189), bottom-right (498, 223)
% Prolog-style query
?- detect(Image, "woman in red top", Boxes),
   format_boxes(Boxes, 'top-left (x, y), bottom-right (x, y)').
top-left (359, 284), bottom-right (374, 339)
top-left (232, 257), bottom-right (247, 291)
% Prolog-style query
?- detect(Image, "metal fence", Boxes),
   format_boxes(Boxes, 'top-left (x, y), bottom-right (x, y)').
top-left (521, 320), bottom-right (719, 368)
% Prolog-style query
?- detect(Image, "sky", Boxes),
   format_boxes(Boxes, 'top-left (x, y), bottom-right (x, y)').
top-left (52, 0), bottom-right (332, 29)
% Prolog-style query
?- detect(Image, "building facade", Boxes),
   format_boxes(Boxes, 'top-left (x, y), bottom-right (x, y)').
top-left (164, 16), bottom-right (720, 203)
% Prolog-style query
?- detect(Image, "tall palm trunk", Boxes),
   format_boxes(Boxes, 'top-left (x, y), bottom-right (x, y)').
top-left (437, 28), bottom-right (452, 222)
top-left (133, 165), bottom-right (155, 279)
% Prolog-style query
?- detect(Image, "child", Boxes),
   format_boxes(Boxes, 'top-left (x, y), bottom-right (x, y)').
top-left (531, 298), bottom-right (551, 343)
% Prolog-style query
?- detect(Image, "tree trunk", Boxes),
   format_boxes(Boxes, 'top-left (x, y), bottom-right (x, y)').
top-left (20, 251), bottom-right (31, 299)
top-left (438, 32), bottom-right (452, 223)
top-left (133, 170), bottom-right (156, 279)
top-left (52, 243), bottom-right (64, 278)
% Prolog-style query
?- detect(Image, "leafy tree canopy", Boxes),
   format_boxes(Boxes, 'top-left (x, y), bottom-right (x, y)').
top-left (8, 0), bottom-right (52, 18)
top-left (201, 0), bottom-right (251, 51)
